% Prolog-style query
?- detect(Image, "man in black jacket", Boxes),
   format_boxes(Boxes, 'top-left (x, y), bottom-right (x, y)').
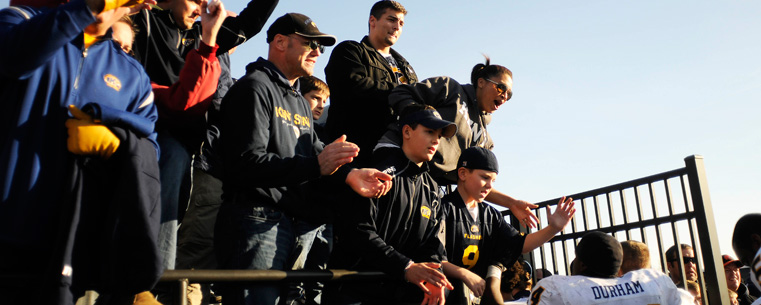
top-left (132, 0), bottom-right (277, 87)
top-left (324, 0), bottom-right (417, 167)
top-left (130, 0), bottom-right (278, 273)
top-left (214, 13), bottom-right (392, 305)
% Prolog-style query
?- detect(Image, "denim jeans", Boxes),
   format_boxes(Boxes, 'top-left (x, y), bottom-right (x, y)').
top-left (215, 203), bottom-right (294, 305)
top-left (157, 131), bottom-right (192, 271)
top-left (287, 222), bottom-right (333, 305)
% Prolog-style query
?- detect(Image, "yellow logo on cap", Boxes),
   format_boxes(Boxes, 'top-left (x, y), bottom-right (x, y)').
top-left (421, 206), bottom-right (431, 219)
top-left (432, 110), bottom-right (443, 119)
top-left (104, 74), bottom-right (121, 91)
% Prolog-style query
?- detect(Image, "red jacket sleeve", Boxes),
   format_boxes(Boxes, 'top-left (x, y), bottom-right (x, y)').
top-left (152, 42), bottom-right (221, 123)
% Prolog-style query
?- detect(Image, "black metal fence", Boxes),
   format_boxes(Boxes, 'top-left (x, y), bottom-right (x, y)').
top-left (161, 155), bottom-right (728, 304)
top-left (504, 155), bottom-right (728, 304)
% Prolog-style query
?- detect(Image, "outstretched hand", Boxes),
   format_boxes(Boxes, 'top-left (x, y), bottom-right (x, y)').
top-left (510, 199), bottom-right (540, 229)
top-left (345, 168), bottom-right (392, 198)
top-left (318, 135), bottom-right (359, 176)
top-left (405, 262), bottom-right (454, 294)
top-left (420, 281), bottom-right (447, 305)
top-left (547, 196), bottom-right (575, 231)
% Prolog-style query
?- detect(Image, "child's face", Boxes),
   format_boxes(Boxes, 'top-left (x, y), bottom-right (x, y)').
top-left (303, 90), bottom-right (328, 120)
top-left (112, 21), bottom-right (134, 54)
top-left (403, 124), bottom-right (443, 164)
top-left (458, 168), bottom-right (496, 203)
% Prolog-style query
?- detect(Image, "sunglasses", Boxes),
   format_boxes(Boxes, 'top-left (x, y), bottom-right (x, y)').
top-left (484, 78), bottom-right (512, 100)
top-left (669, 256), bottom-right (697, 265)
top-left (291, 35), bottom-right (325, 53)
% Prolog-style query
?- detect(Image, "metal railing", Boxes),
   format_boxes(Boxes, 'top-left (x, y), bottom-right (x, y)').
top-left (159, 155), bottom-right (727, 304)
top-left (503, 155), bottom-right (728, 304)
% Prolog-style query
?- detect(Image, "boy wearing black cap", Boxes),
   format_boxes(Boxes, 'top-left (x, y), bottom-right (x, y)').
top-left (440, 146), bottom-right (575, 304)
top-left (529, 231), bottom-right (693, 304)
top-left (215, 13), bottom-right (393, 305)
top-left (328, 105), bottom-right (456, 304)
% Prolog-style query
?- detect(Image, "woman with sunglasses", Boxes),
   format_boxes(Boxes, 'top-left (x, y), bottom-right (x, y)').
top-left (379, 56), bottom-right (538, 227)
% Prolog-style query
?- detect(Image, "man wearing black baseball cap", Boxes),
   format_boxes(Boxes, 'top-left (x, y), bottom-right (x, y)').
top-left (529, 232), bottom-right (693, 304)
top-left (440, 146), bottom-right (575, 304)
top-left (215, 12), bottom-right (393, 305)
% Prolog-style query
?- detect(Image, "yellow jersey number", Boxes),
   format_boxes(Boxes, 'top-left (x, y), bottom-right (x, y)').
top-left (462, 245), bottom-right (479, 269)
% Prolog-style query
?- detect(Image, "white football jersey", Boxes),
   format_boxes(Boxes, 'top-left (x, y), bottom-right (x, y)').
top-left (528, 269), bottom-right (693, 305)
top-left (751, 247), bottom-right (761, 294)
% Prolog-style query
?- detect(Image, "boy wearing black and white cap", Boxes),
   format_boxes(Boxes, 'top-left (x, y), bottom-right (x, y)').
top-left (441, 147), bottom-right (575, 304)
top-left (329, 105), bottom-right (456, 304)
top-left (529, 231), bottom-right (693, 305)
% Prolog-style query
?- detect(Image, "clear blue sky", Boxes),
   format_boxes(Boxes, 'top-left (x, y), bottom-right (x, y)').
top-left (221, 0), bottom-right (761, 259)
top-left (3, 0), bottom-right (759, 261)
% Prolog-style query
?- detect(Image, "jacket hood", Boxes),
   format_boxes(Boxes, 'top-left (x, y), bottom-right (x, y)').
top-left (245, 57), bottom-right (291, 88)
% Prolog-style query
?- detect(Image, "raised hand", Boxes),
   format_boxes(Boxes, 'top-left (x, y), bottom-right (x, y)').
top-left (318, 135), bottom-right (359, 176)
top-left (547, 196), bottom-right (575, 231)
top-left (510, 198), bottom-right (540, 229)
top-left (200, 0), bottom-right (227, 47)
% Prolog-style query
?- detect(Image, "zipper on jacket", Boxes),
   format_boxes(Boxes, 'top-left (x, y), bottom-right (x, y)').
top-left (73, 48), bottom-right (88, 90)
top-left (408, 174), bottom-right (418, 222)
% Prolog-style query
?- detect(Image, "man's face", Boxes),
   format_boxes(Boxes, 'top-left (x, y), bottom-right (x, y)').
top-left (725, 264), bottom-right (742, 292)
top-left (303, 90), bottom-right (328, 120)
top-left (170, 0), bottom-right (201, 30)
top-left (368, 9), bottom-right (404, 48)
top-left (668, 248), bottom-right (698, 283)
top-left (477, 73), bottom-right (512, 114)
top-left (403, 124), bottom-right (442, 165)
top-left (284, 34), bottom-right (321, 78)
top-left (458, 168), bottom-right (496, 203)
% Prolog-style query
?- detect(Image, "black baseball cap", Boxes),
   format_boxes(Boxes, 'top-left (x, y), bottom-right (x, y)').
top-left (722, 254), bottom-right (743, 268)
top-left (575, 231), bottom-right (623, 278)
top-left (266, 13), bottom-right (337, 46)
top-left (457, 146), bottom-right (499, 174)
top-left (399, 108), bottom-right (457, 138)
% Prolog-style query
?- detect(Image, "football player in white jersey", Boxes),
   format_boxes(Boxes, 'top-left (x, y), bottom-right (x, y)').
top-left (732, 213), bottom-right (761, 305)
top-left (528, 231), bottom-right (693, 305)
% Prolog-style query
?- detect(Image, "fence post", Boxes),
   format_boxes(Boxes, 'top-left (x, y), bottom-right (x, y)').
top-left (684, 155), bottom-right (728, 305)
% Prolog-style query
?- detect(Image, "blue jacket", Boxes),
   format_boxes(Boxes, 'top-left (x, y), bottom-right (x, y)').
top-left (0, 0), bottom-right (158, 251)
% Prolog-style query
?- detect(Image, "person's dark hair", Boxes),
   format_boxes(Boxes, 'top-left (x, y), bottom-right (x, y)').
top-left (665, 244), bottom-right (693, 262)
top-left (298, 76), bottom-right (329, 96)
top-left (471, 55), bottom-right (513, 100)
top-left (500, 260), bottom-right (531, 293)
top-left (733, 213), bottom-right (761, 250)
top-left (370, 0), bottom-right (407, 20)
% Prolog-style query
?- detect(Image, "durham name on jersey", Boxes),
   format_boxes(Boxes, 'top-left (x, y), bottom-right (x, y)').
top-left (529, 269), bottom-right (693, 305)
